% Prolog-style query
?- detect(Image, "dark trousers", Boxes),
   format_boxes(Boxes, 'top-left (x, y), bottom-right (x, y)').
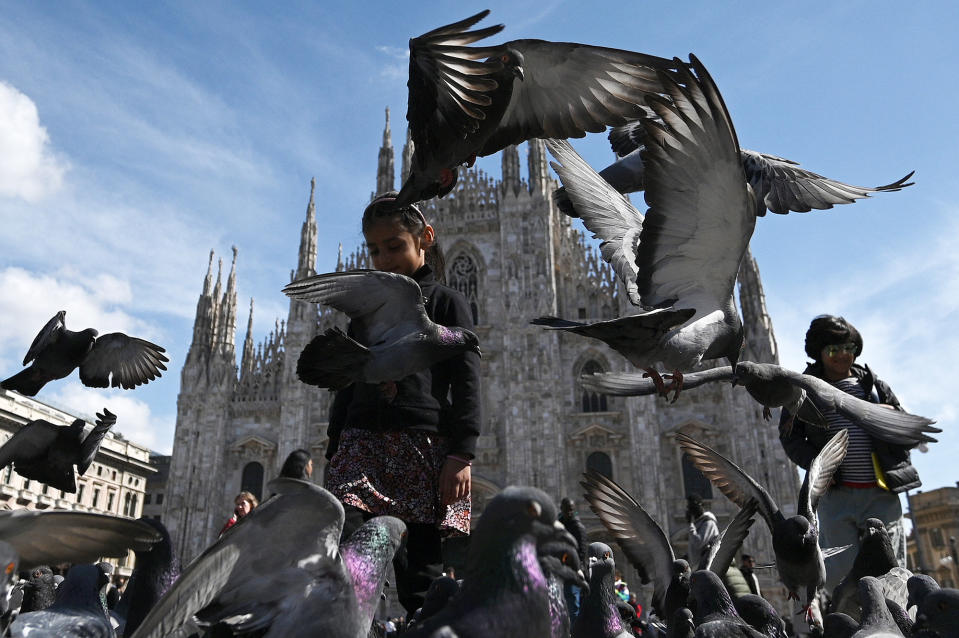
top-left (341, 504), bottom-right (443, 616)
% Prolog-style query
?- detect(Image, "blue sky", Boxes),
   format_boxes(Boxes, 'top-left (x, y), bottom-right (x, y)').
top-left (0, 2), bottom-right (957, 498)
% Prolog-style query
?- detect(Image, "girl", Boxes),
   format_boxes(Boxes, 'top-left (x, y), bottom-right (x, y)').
top-left (325, 191), bottom-right (482, 615)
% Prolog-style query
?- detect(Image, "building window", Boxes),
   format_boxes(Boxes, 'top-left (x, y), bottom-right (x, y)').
top-left (931, 528), bottom-right (945, 548)
top-left (145, 493), bottom-right (152, 505)
top-left (77, 484), bottom-right (85, 503)
top-left (580, 360), bottom-right (608, 412)
top-left (586, 452), bottom-right (613, 479)
top-left (157, 493), bottom-right (164, 505)
top-left (107, 492), bottom-right (115, 511)
top-left (448, 253), bottom-right (480, 324)
top-left (682, 452), bottom-right (713, 500)
top-left (93, 488), bottom-right (101, 509)
top-left (3, 466), bottom-right (12, 483)
top-left (241, 462), bottom-right (264, 501)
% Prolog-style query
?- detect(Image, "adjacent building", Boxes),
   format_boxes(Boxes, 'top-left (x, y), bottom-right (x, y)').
top-left (907, 485), bottom-right (959, 587)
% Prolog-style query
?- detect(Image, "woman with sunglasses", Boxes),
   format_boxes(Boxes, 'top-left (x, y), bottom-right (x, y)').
top-left (779, 314), bottom-right (916, 594)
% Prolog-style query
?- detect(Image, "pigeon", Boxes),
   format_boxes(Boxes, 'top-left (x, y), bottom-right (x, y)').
top-left (1, 310), bottom-right (168, 396)
top-left (11, 563), bottom-right (115, 638)
top-left (282, 270), bottom-right (481, 389)
top-left (667, 608), bottom-right (695, 638)
top-left (824, 612), bottom-right (859, 638)
top-left (0, 408), bottom-right (116, 493)
top-left (733, 362), bottom-right (939, 446)
top-left (408, 576), bottom-right (459, 628)
top-left (554, 118), bottom-right (914, 219)
top-left (687, 570), bottom-right (765, 637)
top-left (853, 576), bottom-right (906, 638)
top-left (406, 485), bottom-right (579, 638)
top-left (111, 518), bottom-right (180, 638)
top-left (572, 542), bottom-right (632, 638)
top-left (539, 536), bottom-right (589, 638)
top-left (0, 510), bottom-right (160, 569)
top-left (19, 566), bottom-right (56, 614)
top-left (676, 430), bottom-right (850, 619)
top-left (885, 599), bottom-right (913, 637)
top-left (912, 586), bottom-right (959, 638)
top-left (831, 519), bottom-right (902, 620)
top-left (579, 364), bottom-right (828, 428)
top-left (732, 595), bottom-right (787, 638)
top-left (536, 54), bottom-right (757, 402)
top-left (395, 9), bottom-right (678, 207)
top-left (581, 469), bottom-right (757, 624)
top-left (906, 574), bottom-right (939, 611)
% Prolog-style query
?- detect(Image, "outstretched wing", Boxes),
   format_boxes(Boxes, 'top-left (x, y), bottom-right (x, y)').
top-left (0, 421), bottom-right (59, 471)
top-left (740, 149), bottom-right (914, 217)
top-left (704, 499), bottom-right (758, 576)
top-left (283, 270), bottom-right (430, 346)
top-left (0, 510), bottom-right (160, 568)
top-left (77, 409), bottom-right (116, 476)
top-left (581, 469), bottom-right (674, 614)
top-left (635, 55), bottom-right (755, 311)
top-left (22, 311), bottom-right (65, 366)
top-left (79, 334), bottom-right (168, 390)
top-left (799, 429), bottom-right (848, 523)
top-left (479, 40), bottom-right (677, 155)
top-left (675, 433), bottom-right (782, 533)
top-left (580, 365), bottom-right (734, 396)
top-left (546, 139), bottom-right (645, 304)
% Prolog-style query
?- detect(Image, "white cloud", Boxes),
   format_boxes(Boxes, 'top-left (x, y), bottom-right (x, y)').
top-left (0, 81), bottom-right (67, 201)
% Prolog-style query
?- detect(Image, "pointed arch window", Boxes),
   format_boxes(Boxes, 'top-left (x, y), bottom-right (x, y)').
top-left (448, 253), bottom-right (480, 324)
top-left (241, 462), bottom-right (264, 501)
top-left (681, 453), bottom-right (713, 500)
top-left (580, 360), bottom-right (608, 412)
top-left (586, 452), bottom-right (613, 479)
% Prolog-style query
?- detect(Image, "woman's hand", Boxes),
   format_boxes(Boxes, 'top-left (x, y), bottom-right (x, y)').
top-left (440, 457), bottom-right (471, 505)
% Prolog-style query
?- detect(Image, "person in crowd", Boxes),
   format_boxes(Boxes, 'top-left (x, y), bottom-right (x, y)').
top-left (218, 491), bottom-right (258, 537)
top-left (558, 496), bottom-right (588, 619)
top-left (686, 494), bottom-right (719, 568)
top-left (279, 448), bottom-right (313, 480)
top-left (741, 553), bottom-right (761, 597)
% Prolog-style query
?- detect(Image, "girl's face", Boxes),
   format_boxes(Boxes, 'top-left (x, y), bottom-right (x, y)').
top-left (364, 217), bottom-right (434, 277)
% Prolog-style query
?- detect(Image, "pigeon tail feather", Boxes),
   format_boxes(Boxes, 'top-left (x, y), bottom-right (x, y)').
top-left (0, 367), bottom-right (46, 397)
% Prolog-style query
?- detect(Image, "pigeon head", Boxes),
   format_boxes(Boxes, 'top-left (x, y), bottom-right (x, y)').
top-left (859, 518), bottom-right (886, 541)
top-left (499, 47), bottom-right (525, 81)
top-left (539, 538), bottom-right (588, 591)
top-left (438, 326), bottom-right (482, 357)
top-left (671, 608), bottom-right (695, 635)
top-left (914, 588), bottom-right (959, 635)
top-left (586, 542), bottom-right (616, 579)
top-left (672, 559), bottom-right (691, 579)
top-left (907, 573), bottom-right (940, 610)
top-left (688, 570), bottom-right (737, 623)
top-left (732, 361), bottom-right (775, 385)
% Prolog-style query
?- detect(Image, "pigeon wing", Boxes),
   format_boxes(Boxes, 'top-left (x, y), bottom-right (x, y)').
top-left (739, 149), bottom-right (914, 217)
top-left (636, 55), bottom-right (756, 311)
top-left (675, 433), bottom-right (783, 532)
top-left (478, 40), bottom-right (676, 155)
top-left (792, 372), bottom-right (940, 445)
top-left (608, 119), bottom-right (648, 157)
top-left (77, 409), bottom-right (116, 476)
top-left (580, 365), bottom-right (734, 396)
top-left (79, 333), bottom-right (169, 390)
top-left (581, 469), bottom-right (674, 615)
top-left (0, 421), bottom-right (59, 470)
top-left (21, 311), bottom-right (65, 366)
top-left (799, 429), bottom-right (848, 522)
top-left (546, 138), bottom-right (645, 304)
top-left (705, 499), bottom-right (758, 576)
top-left (0, 511), bottom-right (160, 568)
top-left (283, 270), bottom-right (430, 346)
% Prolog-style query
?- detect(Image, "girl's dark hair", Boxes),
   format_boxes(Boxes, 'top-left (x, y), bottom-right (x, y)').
top-left (804, 315), bottom-right (863, 362)
top-left (279, 449), bottom-right (312, 480)
top-left (362, 191), bottom-right (446, 282)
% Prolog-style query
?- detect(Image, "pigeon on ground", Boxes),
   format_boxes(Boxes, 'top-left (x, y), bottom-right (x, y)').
top-left (408, 576), bottom-right (459, 628)
top-left (554, 118), bottom-right (914, 219)
top-left (667, 608), bottom-right (695, 638)
top-left (572, 542), bottom-right (632, 638)
top-left (885, 599), bottom-right (913, 637)
top-left (0, 510), bottom-right (160, 569)
top-left (1, 310), bottom-right (168, 396)
top-left (111, 518), bottom-right (180, 638)
top-left (581, 469), bottom-right (757, 625)
top-left (732, 595), bottom-right (787, 638)
top-left (19, 566), bottom-right (56, 614)
top-left (11, 563), bottom-right (114, 638)
top-left (831, 518), bottom-right (903, 620)
top-left (688, 570), bottom-right (765, 637)
top-left (406, 485), bottom-right (579, 638)
top-left (912, 586), bottom-right (959, 638)
top-left (906, 574), bottom-right (939, 612)
top-left (0, 408), bottom-right (116, 493)
top-left (283, 270), bottom-right (480, 389)
top-left (852, 576), bottom-right (906, 638)
top-left (823, 612), bottom-right (859, 638)
top-left (536, 54), bottom-right (756, 402)
top-left (395, 9), bottom-right (677, 207)
top-left (579, 364), bottom-right (827, 429)
top-left (676, 430), bottom-right (850, 620)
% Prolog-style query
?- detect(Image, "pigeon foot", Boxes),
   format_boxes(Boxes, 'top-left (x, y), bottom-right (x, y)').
top-left (663, 371), bottom-right (684, 403)
top-left (642, 368), bottom-right (668, 397)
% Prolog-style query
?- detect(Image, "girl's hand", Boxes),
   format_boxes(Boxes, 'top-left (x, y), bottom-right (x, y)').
top-left (440, 457), bottom-right (471, 505)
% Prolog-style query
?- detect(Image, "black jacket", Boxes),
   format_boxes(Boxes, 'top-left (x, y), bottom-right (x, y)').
top-left (326, 264), bottom-right (482, 459)
top-left (779, 362), bottom-right (921, 493)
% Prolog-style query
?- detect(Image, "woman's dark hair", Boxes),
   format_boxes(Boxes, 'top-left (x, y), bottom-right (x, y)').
top-left (804, 315), bottom-right (863, 362)
top-left (362, 191), bottom-right (446, 282)
top-left (279, 449), bottom-right (312, 480)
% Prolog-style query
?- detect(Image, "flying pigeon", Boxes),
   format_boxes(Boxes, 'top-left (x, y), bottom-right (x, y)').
top-left (831, 518), bottom-right (904, 621)
top-left (580, 469), bottom-right (756, 625)
top-left (535, 54), bottom-right (756, 402)
top-left (283, 270), bottom-right (480, 389)
top-left (0, 510), bottom-right (161, 569)
top-left (111, 518), bottom-right (180, 638)
top-left (0, 408), bottom-right (116, 493)
top-left (395, 9), bottom-right (678, 207)
top-left (687, 570), bottom-right (765, 637)
top-left (676, 430), bottom-right (851, 620)
top-left (913, 585), bottom-right (959, 638)
top-left (554, 118), bottom-right (914, 219)
top-left (572, 542), bottom-right (632, 638)
top-left (12, 563), bottom-right (115, 638)
top-left (1, 310), bottom-right (168, 397)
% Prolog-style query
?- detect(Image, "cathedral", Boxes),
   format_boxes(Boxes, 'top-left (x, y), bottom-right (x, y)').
top-left (164, 109), bottom-right (800, 610)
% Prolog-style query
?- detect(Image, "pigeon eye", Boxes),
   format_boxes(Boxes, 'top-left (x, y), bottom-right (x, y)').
top-left (501, 54), bottom-right (509, 63)
top-left (561, 552), bottom-right (568, 564)
top-left (604, 552), bottom-right (611, 559)
top-left (4, 563), bottom-right (13, 575)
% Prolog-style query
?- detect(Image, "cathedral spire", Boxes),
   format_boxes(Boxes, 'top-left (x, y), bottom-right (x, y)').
top-left (296, 178), bottom-right (318, 280)
top-left (401, 126), bottom-right (414, 185)
top-left (217, 246), bottom-right (239, 355)
top-left (528, 139), bottom-right (549, 195)
top-left (376, 107), bottom-right (395, 195)
top-left (187, 250), bottom-right (217, 362)
top-left (738, 247), bottom-right (779, 363)
top-left (202, 250), bottom-right (214, 296)
top-left (210, 257), bottom-right (224, 346)
top-left (241, 297), bottom-right (255, 379)
top-left (501, 144), bottom-right (520, 196)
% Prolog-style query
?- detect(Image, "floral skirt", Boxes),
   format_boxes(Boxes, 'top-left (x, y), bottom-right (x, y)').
top-left (325, 428), bottom-right (471, 536)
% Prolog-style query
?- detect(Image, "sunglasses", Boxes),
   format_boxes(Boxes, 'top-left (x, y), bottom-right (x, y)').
top-left (823, 343), bottom-right (857, 358)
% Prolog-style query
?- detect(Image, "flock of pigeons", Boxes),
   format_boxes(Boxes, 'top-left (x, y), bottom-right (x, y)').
top-left (0, 8), bottom-right (951, 638)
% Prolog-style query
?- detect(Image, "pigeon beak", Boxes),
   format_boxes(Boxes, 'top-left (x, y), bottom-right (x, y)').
top-left (575, 569), bottom-right (589, 590)
top-left (512, 65), bottom-right (525, 81)
top-left (471, 345), bottom-right (482, 358)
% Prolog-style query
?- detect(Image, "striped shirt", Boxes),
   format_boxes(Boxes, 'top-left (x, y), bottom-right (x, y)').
top-left (825, 377), bottom-right (876, 483)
